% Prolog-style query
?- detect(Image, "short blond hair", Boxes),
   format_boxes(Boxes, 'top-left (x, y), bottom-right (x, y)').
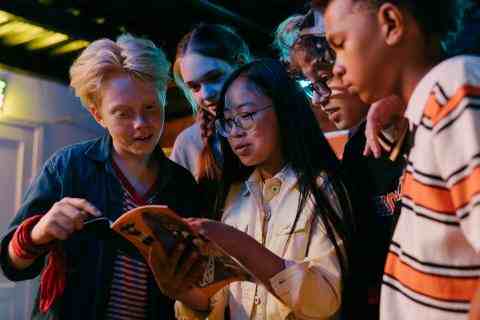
top-left (70, 34), bottom-right (170, 109)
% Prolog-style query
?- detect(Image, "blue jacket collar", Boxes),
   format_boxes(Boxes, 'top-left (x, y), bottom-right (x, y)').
top-left (84, 134), bottom-right (166, 163)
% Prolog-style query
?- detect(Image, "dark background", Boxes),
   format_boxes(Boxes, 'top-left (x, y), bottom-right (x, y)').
top-left (0, 0), bottom-right (311, 118)
top-left (0, 0), bottom-right (479, 119)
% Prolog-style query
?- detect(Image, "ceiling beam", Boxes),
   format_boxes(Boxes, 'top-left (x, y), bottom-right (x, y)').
top-left (188, 0), bottom-right (270, 35)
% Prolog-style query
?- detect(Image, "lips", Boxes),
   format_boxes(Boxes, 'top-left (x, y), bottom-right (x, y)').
top-left (323, 106), bottom-right (340, 116)
top-left (328, 86), bottom-right (349, 98)
top-left (233, 143), bottom-right (251, 155)
top-left (133, 134), bottom-right (153, 142)
top-left (323, 106), bottom-right (342, 123)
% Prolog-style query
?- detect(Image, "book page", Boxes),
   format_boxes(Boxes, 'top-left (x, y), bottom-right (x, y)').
top-left (111, 205), bottom-right (253, 297)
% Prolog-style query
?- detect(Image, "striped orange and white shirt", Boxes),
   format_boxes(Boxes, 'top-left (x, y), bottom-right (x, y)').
top-left (380, 55), bottom-right (480, 319)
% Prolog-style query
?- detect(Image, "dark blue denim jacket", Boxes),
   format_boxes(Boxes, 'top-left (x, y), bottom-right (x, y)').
top-left (0, 135), bottom-right (204, 320)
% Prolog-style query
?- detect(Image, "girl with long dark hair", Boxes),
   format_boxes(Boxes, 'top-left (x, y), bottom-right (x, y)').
top-left (175, 58), bottom-right (355, 319)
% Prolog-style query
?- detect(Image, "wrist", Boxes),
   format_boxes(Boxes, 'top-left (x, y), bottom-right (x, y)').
top-left (12, 216), bottom-right (52, 260)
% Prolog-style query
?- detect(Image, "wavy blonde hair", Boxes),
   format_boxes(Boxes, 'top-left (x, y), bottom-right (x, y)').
top-left (70, 34), bottom-right (171, 110)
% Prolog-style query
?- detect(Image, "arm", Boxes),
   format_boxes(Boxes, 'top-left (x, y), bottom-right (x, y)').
top-left (363, 95), bottom-right (407, 159)
top-left (8, 197), bottom-right (100, 270)
top-left (429, 84), bottom-right (480, 316)
top-left (170, 127), bottom-right (196, 174)
top-left (187, 218), bottom-right (342, 318)
top-left (268, 217), bottom-right (342, 319)
top-left (0, 160), bottom-right (60, 280)
top-left (1, 158), bottom-right (101, 279)
top-left (470, 281), bottom-right (480, 320)
top-left (187, 219), bottom-right (284, 291)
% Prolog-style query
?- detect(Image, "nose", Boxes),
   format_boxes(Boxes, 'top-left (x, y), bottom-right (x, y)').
top-left (133, 114), bottom-right (147, 129)
top-left (228, 121), bottom-right (246, 138)
top-left (332, 60), bottom-right (346, 80)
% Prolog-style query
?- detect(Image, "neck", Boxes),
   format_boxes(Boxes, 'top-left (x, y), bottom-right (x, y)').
top-left (257, 160), bottom-right (285, 181)
top-left (399, 42), bottom-right (443, 105)
top-left (112, 149), bottom-right (156, 177)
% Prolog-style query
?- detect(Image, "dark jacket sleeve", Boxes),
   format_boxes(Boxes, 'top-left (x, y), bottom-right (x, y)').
top-left (162, 159), bottom-right (208, 219)
top-left (0, 157), bottom-right (62, 281)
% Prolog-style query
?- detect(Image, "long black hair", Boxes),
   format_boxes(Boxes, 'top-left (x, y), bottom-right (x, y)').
top-left (213, 58), bottom-right (355, 306)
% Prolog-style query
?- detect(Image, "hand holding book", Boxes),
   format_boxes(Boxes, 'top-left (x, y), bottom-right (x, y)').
top-left (185, 218), bottom-right (286, 293)
top-left (147, 239), bottom-right (205, 297)
top-left (109, 205), bottom-right (253, 299)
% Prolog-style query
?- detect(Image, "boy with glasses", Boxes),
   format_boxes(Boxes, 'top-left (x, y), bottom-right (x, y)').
top-left (287, 9), bottom-right (406, 318)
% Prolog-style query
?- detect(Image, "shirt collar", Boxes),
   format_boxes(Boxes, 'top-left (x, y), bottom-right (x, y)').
top-left (405, 63), bottom-right (443, 126)
top-left (84, 134), bottom-right (166, 163)
top-left (241, 165), bottom-right (298, 197)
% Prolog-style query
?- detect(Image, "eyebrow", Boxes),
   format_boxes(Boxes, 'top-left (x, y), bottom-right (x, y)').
top-left (185, 69), bottom-right (222, 87)
top-left (110, 104), bottom-right (129, 110)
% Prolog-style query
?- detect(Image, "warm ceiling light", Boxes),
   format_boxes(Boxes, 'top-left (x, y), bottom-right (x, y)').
top-left (0, 10), bottom-right (89, 55)
top-left (0, 21), bottom-right (33, 37)
top-left (27, 32), bottom-right (69, 49)
top-left (51, 40), bottom-right (89, 55)
top-left (3, 25), bottom-right (47, 45)
top-left (0, 11), bottom-right (11, 24)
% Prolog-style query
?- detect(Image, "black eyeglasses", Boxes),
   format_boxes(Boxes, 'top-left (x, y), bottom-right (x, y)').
top-left (302, 79), bottom-right (332, 103)
top-left (215, 105), bottom-right (272, 137)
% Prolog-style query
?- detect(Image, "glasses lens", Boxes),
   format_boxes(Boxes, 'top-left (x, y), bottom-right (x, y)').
top-left (313, 37), bottom-right (336, 65)
top-left (313, 80), bottom-right (332, 103)
top-left (239, 116), bottom-right (255, 131)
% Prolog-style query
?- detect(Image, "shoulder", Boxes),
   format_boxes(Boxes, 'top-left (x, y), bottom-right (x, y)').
top-left (44, 137), bottom-right (102, 171)
top-left (170, 123), bottom-right (204, 166)
top-left (406, 55), bottom-right (480, 125)
top-left (221, 182), bottom-right (247, 225)
top-left (173, 123), bottom-right (203, 146)
top-left (430, 55), bottom-right (480, 93)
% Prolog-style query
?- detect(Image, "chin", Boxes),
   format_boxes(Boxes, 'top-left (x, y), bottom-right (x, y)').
top-left (237, 156), bottom-right (260, 168)
top-left (130, 145), bottom-right (157, 156)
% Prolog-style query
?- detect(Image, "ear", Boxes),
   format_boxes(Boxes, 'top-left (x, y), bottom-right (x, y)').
top-left (88, 104), bottom-right (106, 128)
top-left (377, 3), bottom-right (405, 46)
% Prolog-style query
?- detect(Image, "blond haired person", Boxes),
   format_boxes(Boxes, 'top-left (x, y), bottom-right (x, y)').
top-left (0, 34), bottom-right (203, 320)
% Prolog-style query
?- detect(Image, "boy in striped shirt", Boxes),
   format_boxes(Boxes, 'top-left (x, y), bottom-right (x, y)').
top-left (313, 0), bottom-right (480, 319)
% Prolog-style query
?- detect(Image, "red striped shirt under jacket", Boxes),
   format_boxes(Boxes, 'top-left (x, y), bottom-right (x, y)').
top-left (105, 161), bottom-right (160, 320)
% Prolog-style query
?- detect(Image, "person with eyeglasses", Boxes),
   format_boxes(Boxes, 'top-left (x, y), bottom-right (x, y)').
top-left (272, 14), bottom-right (340, 137)
top-left (288, 9), bottom-right (406, 319)
top-left (290, 10), bottom-right (369, 131)
top-left (173, 59), bottom-right (356, 319)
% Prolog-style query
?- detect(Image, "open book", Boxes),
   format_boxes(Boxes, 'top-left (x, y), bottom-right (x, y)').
top-left (88, 205), bottom-right (253, 298)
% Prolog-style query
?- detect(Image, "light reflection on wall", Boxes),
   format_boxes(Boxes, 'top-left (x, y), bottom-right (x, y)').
top-left (0, 78), bottom-right (6, 112)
